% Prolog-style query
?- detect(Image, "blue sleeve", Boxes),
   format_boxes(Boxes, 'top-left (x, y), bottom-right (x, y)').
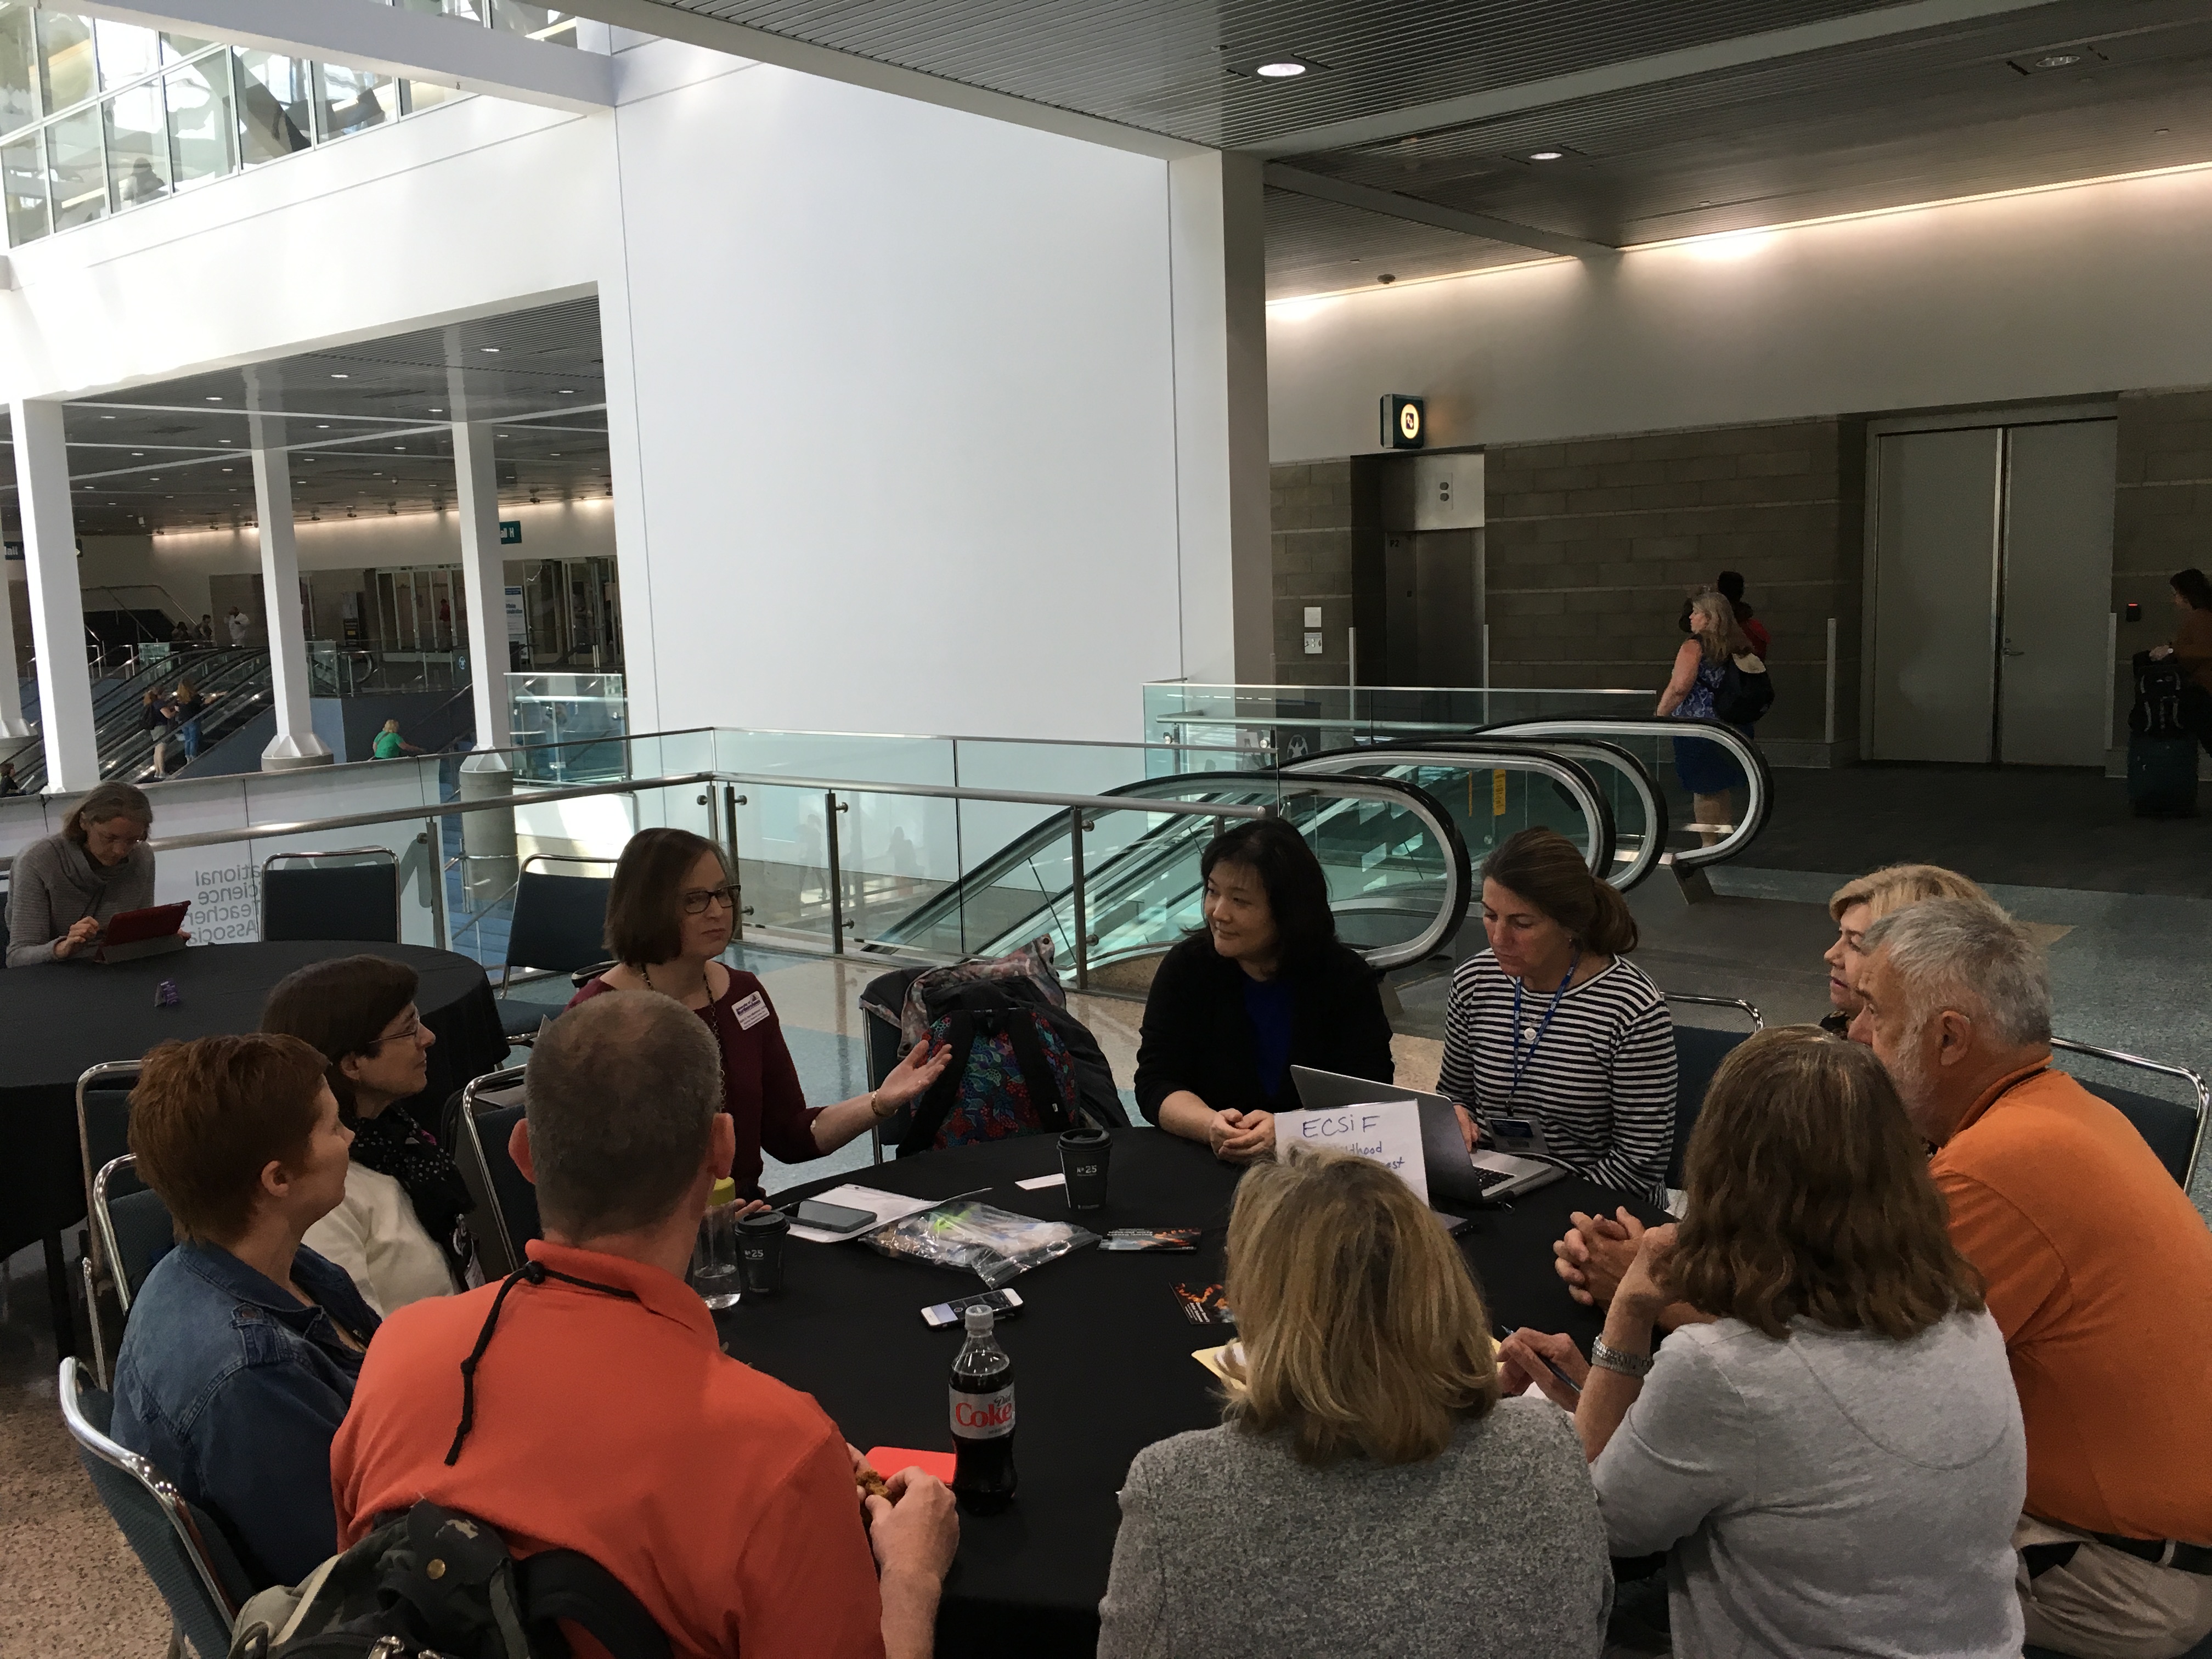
top-left (191, 1357), bottom-right (354, 1587)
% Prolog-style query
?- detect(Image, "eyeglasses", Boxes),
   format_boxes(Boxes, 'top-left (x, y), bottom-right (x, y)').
top-left (365, 1018), bottom-right (424, 1049)
top-left (681, 884), bottom-right (738, 916)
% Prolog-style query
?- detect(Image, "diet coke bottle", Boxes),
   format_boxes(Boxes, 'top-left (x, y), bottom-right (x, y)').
top-left (950, 1305), bottom-right (1017, 1513)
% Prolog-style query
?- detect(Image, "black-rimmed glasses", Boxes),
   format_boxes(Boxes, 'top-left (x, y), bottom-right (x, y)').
top-left (681, 884), bottom-right (738, 916)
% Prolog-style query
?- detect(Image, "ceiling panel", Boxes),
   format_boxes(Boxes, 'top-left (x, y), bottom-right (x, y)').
top-left (1264, 188), bottom-right (1532, 299)
top-left (1, 297), bottom-right (613, 538)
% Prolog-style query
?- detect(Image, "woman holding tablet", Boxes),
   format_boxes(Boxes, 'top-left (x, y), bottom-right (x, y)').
top-left (5, 781), bottom-right (157, 966)
top-left (1437, 827), bottom-right (1674, 1205)
top-left (1135, 819), bottom-right (1394, 1164)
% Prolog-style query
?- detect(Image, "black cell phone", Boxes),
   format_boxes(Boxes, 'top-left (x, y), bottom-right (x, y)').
top-left (793, 1199), bottom-right (878, 1235)
top-left (921, 1288), bottom-right (1023, 1328)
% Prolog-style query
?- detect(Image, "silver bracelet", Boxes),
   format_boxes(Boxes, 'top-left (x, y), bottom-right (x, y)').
top-left (1589, 1337), bottom-right (1654, 1379)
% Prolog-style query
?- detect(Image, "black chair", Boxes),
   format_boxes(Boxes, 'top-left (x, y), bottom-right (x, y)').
top-left (262, 848), bottom-right (402, 943)
top-left (498, 856), bottom-right (615, 1045)
top-left (91, 1156), bottom-right (177, 1314)
top-left (77, 1062), bottom-right (144, 1389)
top-left (59, 1356), bottom-right (253, 1659)
top-left (2053, 1037), bottom-right (2208, 1191)
top-left (1665, 995), bottom-right (1763, 1192)
top-left (454, 1066), bottom-right (540, 1277)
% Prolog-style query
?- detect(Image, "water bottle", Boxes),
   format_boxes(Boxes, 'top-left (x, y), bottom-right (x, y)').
top-left (692, 1177), bottom-right (742, 1310)
top-left (950, 1305), bottom-right (1017, 1513)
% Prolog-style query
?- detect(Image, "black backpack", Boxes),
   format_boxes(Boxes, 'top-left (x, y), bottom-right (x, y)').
top-left (2130, 650), bottom-right (2189, 738)
top-left (1713, 652), bottom-right (1774, 727)
top-left (228, 1501), bottom-right (668, 1659)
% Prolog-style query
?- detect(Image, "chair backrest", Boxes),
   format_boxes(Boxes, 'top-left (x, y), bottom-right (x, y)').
top-left (94, 1156), bottom-right (177, 1314)
top-left (2053, 1037), bottom-right (2208, 1192)
top-left (455, 1069), bottom-right (541, 1277)
top-left (861, 999), bottom-right (906, 1162)
top-left (504, 867), bottom-right (614, 981)
top-left (1665, 996), bottom-right (1764, 1191)
top-left (77, 1061), bottom-right (143, 1220)
top-left (58, 1357), bottom-right (252, 1658)
top-left (262, 849), bottom-right (402, 943)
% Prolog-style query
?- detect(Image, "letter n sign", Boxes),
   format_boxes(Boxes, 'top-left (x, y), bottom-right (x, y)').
top-left (1381, 394), bottom-right (1425, 450)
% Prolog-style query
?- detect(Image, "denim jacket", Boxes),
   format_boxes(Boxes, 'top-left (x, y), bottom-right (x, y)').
top-left (110, 1240), bottom-right (381, 1588)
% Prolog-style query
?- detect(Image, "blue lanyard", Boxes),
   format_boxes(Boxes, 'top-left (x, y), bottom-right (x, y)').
top-left (1508, 950), bottom-right (1579, 1101)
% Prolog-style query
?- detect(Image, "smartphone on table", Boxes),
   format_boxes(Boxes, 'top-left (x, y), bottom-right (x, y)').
top-left (921, 1288), bottom-right (1023, 1328)
top-left (793, 1199), bottom-right (879, 1235)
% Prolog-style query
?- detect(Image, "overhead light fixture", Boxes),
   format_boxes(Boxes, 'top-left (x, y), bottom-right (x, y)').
top-left (557, 389), bottom-right (575, 395)
top-left (479, 346), bottom-right (500, 353)
top-left (100, 414), bottom-right (115, 420)
top-left (2007, 44), bottom-right (2104, 75)
top-left (1528, 149), bottom-right (1565, 161)
top-left (330, 373), bottom-right (349, 380)
top-left (430, 407), bottom-right (444, 413)
top-left (1510, 145), bottom-right (1581, 165)
top-left (1224, 50), bottom-right (1323, 79)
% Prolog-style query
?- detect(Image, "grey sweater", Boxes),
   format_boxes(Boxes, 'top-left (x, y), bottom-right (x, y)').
top-left (1097, 1396), bottom-right (1611, 1659)
top-left (5, 832), bottom-right (157, 966)
top-left (1593, 1310), bottom-right (2025, 1658)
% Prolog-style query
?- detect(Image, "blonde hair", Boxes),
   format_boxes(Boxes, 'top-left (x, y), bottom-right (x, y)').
top-left (1827, 862), bottom-right (1994, 924)
top-left (1689, 589), bottom-right (1749, 665)
top-left (1223, 1146), bottom-right (1499, 1465)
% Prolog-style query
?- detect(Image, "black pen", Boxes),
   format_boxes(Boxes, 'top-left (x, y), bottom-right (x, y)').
top-left (1496, 1325), bottom-right (1582, 1397)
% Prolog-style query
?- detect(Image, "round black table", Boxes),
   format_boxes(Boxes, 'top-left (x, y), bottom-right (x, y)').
top-left (0, 941), bottom-right (510, 1342)
top-left (737, 1131), bottom-right (1664, 1659)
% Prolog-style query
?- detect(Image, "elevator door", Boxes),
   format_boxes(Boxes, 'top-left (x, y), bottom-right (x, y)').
top-left (1999, 422), bottom-right (2116, 766)
top-left (1870, 428), bottom-right (2001, 763)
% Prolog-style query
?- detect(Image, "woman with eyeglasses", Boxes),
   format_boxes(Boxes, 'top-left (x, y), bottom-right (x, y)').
top-left (567, 828), bottom-right (951, 1205)
top-left (260, 955), bottom-right (473, 1315)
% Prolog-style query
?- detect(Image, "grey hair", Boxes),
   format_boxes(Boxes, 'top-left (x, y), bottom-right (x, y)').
top-left (64, 781), bottom-right (152, 840)
top-left (1860, 897), bottom-right (2050, 1048)
top-left (523, 988), bottom-right (722, 1238)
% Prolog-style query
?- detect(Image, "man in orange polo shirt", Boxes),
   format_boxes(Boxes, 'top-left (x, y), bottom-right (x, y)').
top-left (331, 990), bottom-right (958, 1659)
top-left (1853, 899), bottom-right (2212, 1659)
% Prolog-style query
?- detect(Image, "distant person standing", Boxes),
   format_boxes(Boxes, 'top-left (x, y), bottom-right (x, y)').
top-left (0, 759), bottom-right (21, 797)
top-left (370, 719), bottom-right (422, 760)
top-left (2148, 566), bottom-right (2212, 758)
top-left (198, 613), bottom-right (215, 644)
top-left (1657, 590), bottom-right (1753, 847)
top-left (142, 688), bottom-right (177, 776)
top-left (173, 679), bottom-right (222, 763)
top-left (226, 606), bottom-right (251, 647)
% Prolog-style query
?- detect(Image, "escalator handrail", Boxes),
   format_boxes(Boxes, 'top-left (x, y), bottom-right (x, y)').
top-left (868, 768), bottom-right (1472, 974)
top-left (1285, 736), bottom-right (1657, 889)
top-left (1474, 714), bottom-right (1771, 872)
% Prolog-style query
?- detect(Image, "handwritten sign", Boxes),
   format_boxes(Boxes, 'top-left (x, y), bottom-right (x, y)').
top-left (1274, 1099), bottom-right (1429, 1208)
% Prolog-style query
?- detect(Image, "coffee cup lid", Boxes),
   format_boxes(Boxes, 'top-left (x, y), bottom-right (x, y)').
top-left (740, 1209), bottom-right (789, 1231)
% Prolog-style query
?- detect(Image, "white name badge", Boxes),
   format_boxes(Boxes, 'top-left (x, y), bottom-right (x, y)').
top-left (1274, 1098), bottom-right (1429, 1208)
top-left (732, 990), bottom-right (771, 1030)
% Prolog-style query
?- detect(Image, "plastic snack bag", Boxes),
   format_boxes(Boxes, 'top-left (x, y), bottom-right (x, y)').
top-left (865, 1200), bottom-right (1098, 1288)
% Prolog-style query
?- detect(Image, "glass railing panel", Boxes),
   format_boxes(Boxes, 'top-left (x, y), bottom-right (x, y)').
top-left (709, 728), bottom-right (955, 793)
top-left (1143, 681), bottom-right (1654, 752)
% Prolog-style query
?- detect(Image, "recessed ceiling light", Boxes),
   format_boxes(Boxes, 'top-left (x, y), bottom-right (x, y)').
top-left (479, 346), bottom-right (500, 353)
top-left (100, 414), bottom-right (115, 420)
top-left (393, 447), bottom-right (405, 452)
top-left (330, 373), bottom-right (349, 380)
top-left (205, 396), bottom-right (222, 402)
top-left (557, 389), bottom-right (575, 395)
top-left (1528, 149), bottom-right (1565, 161)
top-left (550, 452), bottom-right (562, 457)
top-left (430, 407), bottom-right (444, 413)
top-left (2034, 52), bottom-right (2080, 69)
top-left (132, 452), bottom-right (143, 456)
top-left (317, 425), bottom-right (330, 430)
top-left (1226, 50), bottom-right (1322, 79)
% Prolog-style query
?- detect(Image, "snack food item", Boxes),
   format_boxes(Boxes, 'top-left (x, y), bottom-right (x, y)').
top-left (856, 1465), bottom-right (891, 1501)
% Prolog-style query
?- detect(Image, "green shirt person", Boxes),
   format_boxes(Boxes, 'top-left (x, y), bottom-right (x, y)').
top-left (371, 720), bottom-right (421, 761)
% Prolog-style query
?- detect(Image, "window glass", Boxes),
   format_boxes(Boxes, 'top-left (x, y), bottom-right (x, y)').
top-left (492, 1), bottom-right (577, 42)
top-left (233, 48), bottom-right (310, 166)
top-left (444, 0), bottom-right (490, 20)
top-left (165, 58), bottom-right (232, 187)
top-left (161, 32), bottom-right (214, 64)
top-left (316, 63), bottom-right (397, 140)
top-left (45, 103), bottom-right (104, 229)
top-left (35, 11), bottom-right (93, 113)
top-left (2, 128), bottom-right (46, 244)
top-left (106, 82), bottom-right (168, 207)
top-left (0, 4), bottom-right (38, 134)
top-left (401, 79), bottom-right (464, 115)
top-left (93, 18), bottom-right (160, 90)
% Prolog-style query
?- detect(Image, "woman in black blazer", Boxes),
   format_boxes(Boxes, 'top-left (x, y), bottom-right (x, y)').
top-left (1135, 819), bottom-right (1395, 1163)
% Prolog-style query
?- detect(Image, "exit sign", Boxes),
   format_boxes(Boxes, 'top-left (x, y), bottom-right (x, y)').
top-left (499, 520), bottom-right (522, 544)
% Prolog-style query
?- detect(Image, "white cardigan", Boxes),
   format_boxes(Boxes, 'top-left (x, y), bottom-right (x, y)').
top-left (303, 1161), bottom-right (456, 1317)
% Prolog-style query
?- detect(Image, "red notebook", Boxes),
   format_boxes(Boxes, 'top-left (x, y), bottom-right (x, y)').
top-left (864, 1447), bottom-right (957, 1485)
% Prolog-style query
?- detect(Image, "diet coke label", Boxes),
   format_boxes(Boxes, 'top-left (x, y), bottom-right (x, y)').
top-left (951, 1384), bottom-right (1015, 1440)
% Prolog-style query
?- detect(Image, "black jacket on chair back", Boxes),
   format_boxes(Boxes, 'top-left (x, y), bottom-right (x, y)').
top-left (1132, 933), bottom-right (1395, 1124)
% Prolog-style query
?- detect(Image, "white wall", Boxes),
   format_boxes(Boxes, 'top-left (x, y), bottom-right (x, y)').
top-left (607, 45), bottom-right (1183, 740)
top-left (1267, 163), bottom-right (2212, 461)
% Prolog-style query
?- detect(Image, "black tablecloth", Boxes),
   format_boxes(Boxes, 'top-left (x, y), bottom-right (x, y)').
top-left (0, 941), bottom-right (510, 1259)
top-left (744, 1131), bottom-right (1664, 1658)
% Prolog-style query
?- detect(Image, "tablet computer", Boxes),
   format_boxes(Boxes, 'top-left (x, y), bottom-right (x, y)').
top-left (98, 901), bottom-right (190, 961)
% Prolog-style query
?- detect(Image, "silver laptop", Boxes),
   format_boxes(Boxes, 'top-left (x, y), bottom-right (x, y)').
top-left (1289, 1066), bottom-right (1567, 1204)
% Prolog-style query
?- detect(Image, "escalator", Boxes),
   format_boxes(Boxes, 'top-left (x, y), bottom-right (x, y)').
top-left (9, 649), bottom-right (276, 792)
top-left (863, 718), bottom-right (1768, 984)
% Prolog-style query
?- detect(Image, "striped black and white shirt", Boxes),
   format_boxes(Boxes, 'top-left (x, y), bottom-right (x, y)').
top-left (1437, 951), bottom-right (1675, 1205)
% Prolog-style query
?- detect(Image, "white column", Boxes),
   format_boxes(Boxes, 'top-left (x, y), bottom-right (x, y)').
top-left (1168, 150), bottom-right (1273, 687)
top-left (250, 412), bottom-right (332, 769)
top-left (0, 556), bottom-right (29, 737)
top-left (9, 398), bottom-right (98, 792)
top-left (453, 419), bottom-right (512, 756)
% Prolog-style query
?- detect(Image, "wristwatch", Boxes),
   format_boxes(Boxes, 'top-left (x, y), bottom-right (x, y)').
top-left (1590, 1337), bottom-right (1654, 1379)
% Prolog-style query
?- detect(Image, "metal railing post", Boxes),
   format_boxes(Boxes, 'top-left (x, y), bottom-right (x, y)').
top-left (724, 785), bottom-right (749, 941)
top-left (422, 819), bottom-right (447, 951)
top-left (1069, 806), bottom-right (1088, 991)
top-left (825, 790), bottom-right (847, 955)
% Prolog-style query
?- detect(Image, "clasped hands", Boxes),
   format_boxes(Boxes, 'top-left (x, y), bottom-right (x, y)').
top-left (1206, 1108), bottom-right (1276, 1164)
top-left (1498, 1221), bottom-right (1679, 1409)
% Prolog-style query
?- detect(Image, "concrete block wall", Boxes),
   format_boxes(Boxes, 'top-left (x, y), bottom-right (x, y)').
top-left (2113, 387), bottom-right (2212, 775)
top-left (1268, 458), bottom-right (1383, 686)
top-left (1483, 419), bottom-right (1864, 749)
